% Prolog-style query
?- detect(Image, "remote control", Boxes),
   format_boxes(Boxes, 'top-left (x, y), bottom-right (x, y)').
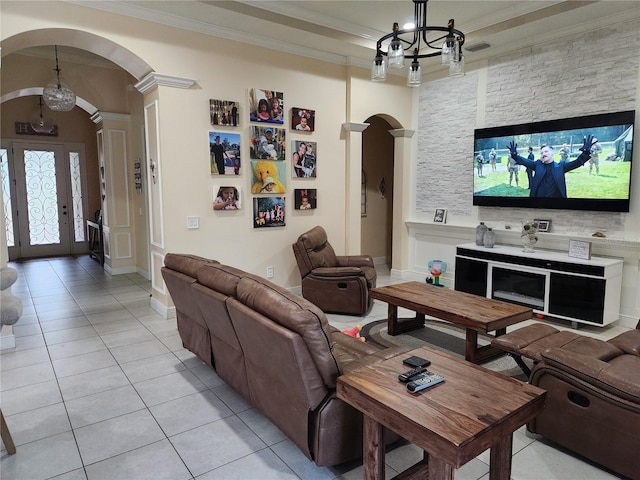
top-left (398, 366), bottom-right (428, 383)
top-left (406, 371), bottom-right (445, 392)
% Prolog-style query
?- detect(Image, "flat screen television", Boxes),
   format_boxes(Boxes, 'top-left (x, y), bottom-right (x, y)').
top-left (473, 110), bottom-right (634, 212)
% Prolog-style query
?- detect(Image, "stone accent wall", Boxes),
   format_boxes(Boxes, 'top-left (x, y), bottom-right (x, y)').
top-left (417, 18), bottom-right (640, 239)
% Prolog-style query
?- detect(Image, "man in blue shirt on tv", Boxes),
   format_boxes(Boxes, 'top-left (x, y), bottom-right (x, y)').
top-left (507, 135), bottom-right (596, 198)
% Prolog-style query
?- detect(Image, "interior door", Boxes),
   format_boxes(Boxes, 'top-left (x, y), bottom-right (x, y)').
top-left (9, 143), bottom-right (77, 258)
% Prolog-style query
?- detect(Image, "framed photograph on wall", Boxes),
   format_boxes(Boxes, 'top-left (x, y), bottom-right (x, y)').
top-left (292, 140), bottom-right (317, 178)
top-left (250, 160), bottom-right (286, 194)
top-left (213, 185), bottom-right (241, 210)
top-left (249, 88), bottom-right (284, 124)
top-left (209, 132), bottom-right (241, 175)
top-left (433, 208), bottom-right (447, 223)
top-left (294, 189), bottom-right (317, 209)
top-left (209, 99), bottom-right (239, 127)
top-left (535, 219), bottom-right (551, 232)
top-left (253, 196), bottom-right (286, 228)
top-left (250, 126), bottom-right (286, 161)
top-left (291, 108), bottom-right (315, 132)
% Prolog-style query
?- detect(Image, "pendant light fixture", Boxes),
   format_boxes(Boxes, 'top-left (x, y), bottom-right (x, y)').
top-left (42, 45), bottom-right (76, 112)
top-left (30, 96), bottom-right (55, 134)
top-left (371, 0), bottom-right (465, 87)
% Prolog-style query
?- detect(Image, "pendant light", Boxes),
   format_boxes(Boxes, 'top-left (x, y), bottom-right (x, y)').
top-left (30, 96), bottom-right (55, 134)
top-left (42, 45), bottom-right (76, 112)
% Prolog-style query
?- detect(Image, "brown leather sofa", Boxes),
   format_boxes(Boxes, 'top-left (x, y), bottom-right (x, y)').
top-left (161, 253), bottom-right (410, 467)
top-left (292, 226), bottom-right (376, 315)
top-left (492, 321), bottom-right (640, 480)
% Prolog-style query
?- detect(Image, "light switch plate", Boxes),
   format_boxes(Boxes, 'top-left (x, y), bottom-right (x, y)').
top-left (187, 216), bottom-right (199, 229)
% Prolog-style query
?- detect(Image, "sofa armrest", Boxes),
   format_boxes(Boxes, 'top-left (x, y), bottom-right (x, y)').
top-left (309, 267), bottom-right (366, 278)
top-left (335, 255), bottom-right (374, 268)
top-left (540, 348), bottom-right (640, 403)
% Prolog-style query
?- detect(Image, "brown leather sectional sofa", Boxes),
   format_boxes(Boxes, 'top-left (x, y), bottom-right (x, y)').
top-left (492, 322), bottom-right (640, 480)
top-left (161, 253), bottom-right (410, 467)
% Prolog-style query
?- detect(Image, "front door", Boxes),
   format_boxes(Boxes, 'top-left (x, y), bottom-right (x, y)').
top-left (2, 142), bottom-right (89, 260)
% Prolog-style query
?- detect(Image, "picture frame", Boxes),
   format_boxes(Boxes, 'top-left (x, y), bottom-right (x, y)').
top-left (250, 160), bottom-right (286, 194)
top-left (250, 126), bottom-right (286, 161)
top-left (535, 219), bottom-right (551, 232)
top-left (433, 208), bottom-right (447, 223)
top-left (249, 88), bottom-right (284, 124)
top-left (209, 132), bottom-right (241, 175)
top-left (213, 185), bottom-right (242, 210)
top-left (253, 196), bottom-right (286, 228)
top-left (291, 107), bottom-right (315, 132)
top-left (568, 239), bottom-right (592, 260)
top-left (209, 99), bottom-right (239, 127)
top-left (292, 140), bottom-right (317, 178)
top-left (294, 189), bottom-right (317, 209)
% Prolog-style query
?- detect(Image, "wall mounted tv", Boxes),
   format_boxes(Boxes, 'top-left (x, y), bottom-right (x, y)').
top-left (473, 110), bottom-right (634, 212)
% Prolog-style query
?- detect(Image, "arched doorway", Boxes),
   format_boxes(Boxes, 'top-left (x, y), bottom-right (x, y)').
top-left (361, 115), bottom-right (394, 268)
top-left (1, 31), bottom-right (152, 269)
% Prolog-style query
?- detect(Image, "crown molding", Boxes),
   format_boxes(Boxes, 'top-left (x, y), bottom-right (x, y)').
top-left (134, 73), bottom-right (196, 94)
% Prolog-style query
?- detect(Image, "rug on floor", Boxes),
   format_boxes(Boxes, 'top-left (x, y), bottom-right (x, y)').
top-left (361, 318), bottom-right (530, 381)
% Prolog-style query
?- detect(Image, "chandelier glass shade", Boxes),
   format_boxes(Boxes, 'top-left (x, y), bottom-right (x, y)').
top-left (30, 96), bottom-right (54, 134)
top-left (371, 0), bottom-right (465, 86)
top-left (42, 45), bottom-right (76, 112)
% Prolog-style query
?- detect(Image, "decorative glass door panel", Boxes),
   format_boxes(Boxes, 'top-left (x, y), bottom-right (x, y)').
top-left (12, 143), bottom-right (71, 258)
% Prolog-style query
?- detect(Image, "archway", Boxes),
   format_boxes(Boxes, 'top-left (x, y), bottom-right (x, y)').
top-left (362, 115), bottom-right (395, 268)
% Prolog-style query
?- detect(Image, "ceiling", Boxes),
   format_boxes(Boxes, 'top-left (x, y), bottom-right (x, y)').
top-left (24, 1), bottom-right (640, 76)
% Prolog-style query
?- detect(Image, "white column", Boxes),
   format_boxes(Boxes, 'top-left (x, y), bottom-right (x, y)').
top-left (342, 122), bottom-right (369, 255)
top-left (389, 128), bottom-right (415, 273)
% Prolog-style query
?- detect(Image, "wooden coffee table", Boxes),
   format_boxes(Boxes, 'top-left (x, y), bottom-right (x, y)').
top-left (337, 346), bottom-right (546, 480)
top-left (370, 282), bottom-right (532, 363)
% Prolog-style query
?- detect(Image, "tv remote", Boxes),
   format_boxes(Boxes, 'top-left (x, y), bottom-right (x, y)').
top-left (406, 371), bottom-right (445, 392)
top-left (398, 366), bottom-right (428, 383)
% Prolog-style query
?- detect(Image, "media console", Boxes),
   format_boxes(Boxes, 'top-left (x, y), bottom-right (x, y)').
top-left (454, 243), bottom-right (623, 327)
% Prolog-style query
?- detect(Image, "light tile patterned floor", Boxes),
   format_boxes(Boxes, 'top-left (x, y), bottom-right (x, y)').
top-left (0, 256), bottom-right (624, 479)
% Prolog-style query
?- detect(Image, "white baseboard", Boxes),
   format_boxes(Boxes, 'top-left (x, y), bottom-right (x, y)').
top-left (150, 297), bottom-right (175, 319)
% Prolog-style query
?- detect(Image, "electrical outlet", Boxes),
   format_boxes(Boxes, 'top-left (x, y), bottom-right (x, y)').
top-left (266, 266), bottom-right (274, 278)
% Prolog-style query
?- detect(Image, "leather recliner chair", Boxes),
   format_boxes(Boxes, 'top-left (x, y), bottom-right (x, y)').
top-left (292, 226), bottom-right (376, 316)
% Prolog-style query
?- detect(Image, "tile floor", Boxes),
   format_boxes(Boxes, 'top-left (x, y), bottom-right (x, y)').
top-left (0, 256), bottom-right (626, 479)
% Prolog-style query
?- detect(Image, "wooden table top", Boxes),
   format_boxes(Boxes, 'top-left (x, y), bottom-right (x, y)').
top-left (370, 282), bottom-right (533, 332)
top-left (337, 346), bottom-right (546, 467)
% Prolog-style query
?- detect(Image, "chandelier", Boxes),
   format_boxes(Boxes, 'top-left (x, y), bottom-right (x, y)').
top-left (371, 0), bottom-right (465, 87)
top-left (42, 45), bottom-right (76, 112)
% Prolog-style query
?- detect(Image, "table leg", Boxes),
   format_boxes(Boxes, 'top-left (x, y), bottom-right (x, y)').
top-left (489, 434), bottom-right (513, 480)
top-left (465, 329), bottom-right (478, 362)
top-left (387, 305), bottom-right (425, 336)
top-left (363, 415), bottom-right (385, 480)
top-left (429, 456), bottom-right (454, 480)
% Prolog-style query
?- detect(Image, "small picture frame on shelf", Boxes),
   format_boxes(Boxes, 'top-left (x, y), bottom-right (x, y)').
top-left (535, 219), bottom-right (551, 232)
top-left (433, 208), bottom-right (447, 223)
top-left (568, 239), bottom-right (592, 260)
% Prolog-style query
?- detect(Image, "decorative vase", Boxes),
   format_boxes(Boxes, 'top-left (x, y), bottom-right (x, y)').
top-left (521, 221), bottom-right (539, 253)
top-left (483, 227), bottom-right (495, 248)
top-left (475, 222), bottom-right (487, 246)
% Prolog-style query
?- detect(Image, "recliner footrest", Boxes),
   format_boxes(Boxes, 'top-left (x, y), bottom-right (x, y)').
top-left (492, 323), bottom-right (584, 362)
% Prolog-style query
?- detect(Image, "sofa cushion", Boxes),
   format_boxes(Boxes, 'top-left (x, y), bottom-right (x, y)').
top-left (235, 275), bottom-right (340, 387)
top-left (196, 263), bottom-right (244, 297)
top-left (164, 253), bottom-right (217, 278)
top-left (608, 329), bottom-right (640, 356)
top-left (540, 348), bottom-right (640, 403)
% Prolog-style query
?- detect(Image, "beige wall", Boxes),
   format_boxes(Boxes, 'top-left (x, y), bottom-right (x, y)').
top-left (1, 1), bottom-right (416, 301)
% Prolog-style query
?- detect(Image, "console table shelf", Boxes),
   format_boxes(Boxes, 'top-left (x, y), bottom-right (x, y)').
top-left (454, 243), bottom-right (623, 327)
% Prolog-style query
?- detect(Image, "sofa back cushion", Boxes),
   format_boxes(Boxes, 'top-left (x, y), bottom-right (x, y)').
top-left (234, 275), bottom-right (341, 388)
top-left (294, 226), bottom-right (338, 274)
top-left (164, 253), bottom-right (217, 278)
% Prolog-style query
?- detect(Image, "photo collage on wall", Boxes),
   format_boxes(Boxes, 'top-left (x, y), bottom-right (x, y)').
top-left (208, 90), bottom-right (318, 223)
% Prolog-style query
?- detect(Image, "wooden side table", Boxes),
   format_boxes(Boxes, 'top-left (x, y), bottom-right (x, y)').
top-left (337, 346), bottom-right (546, 480)
top-left (87, 219), bottom-right (104, 266)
